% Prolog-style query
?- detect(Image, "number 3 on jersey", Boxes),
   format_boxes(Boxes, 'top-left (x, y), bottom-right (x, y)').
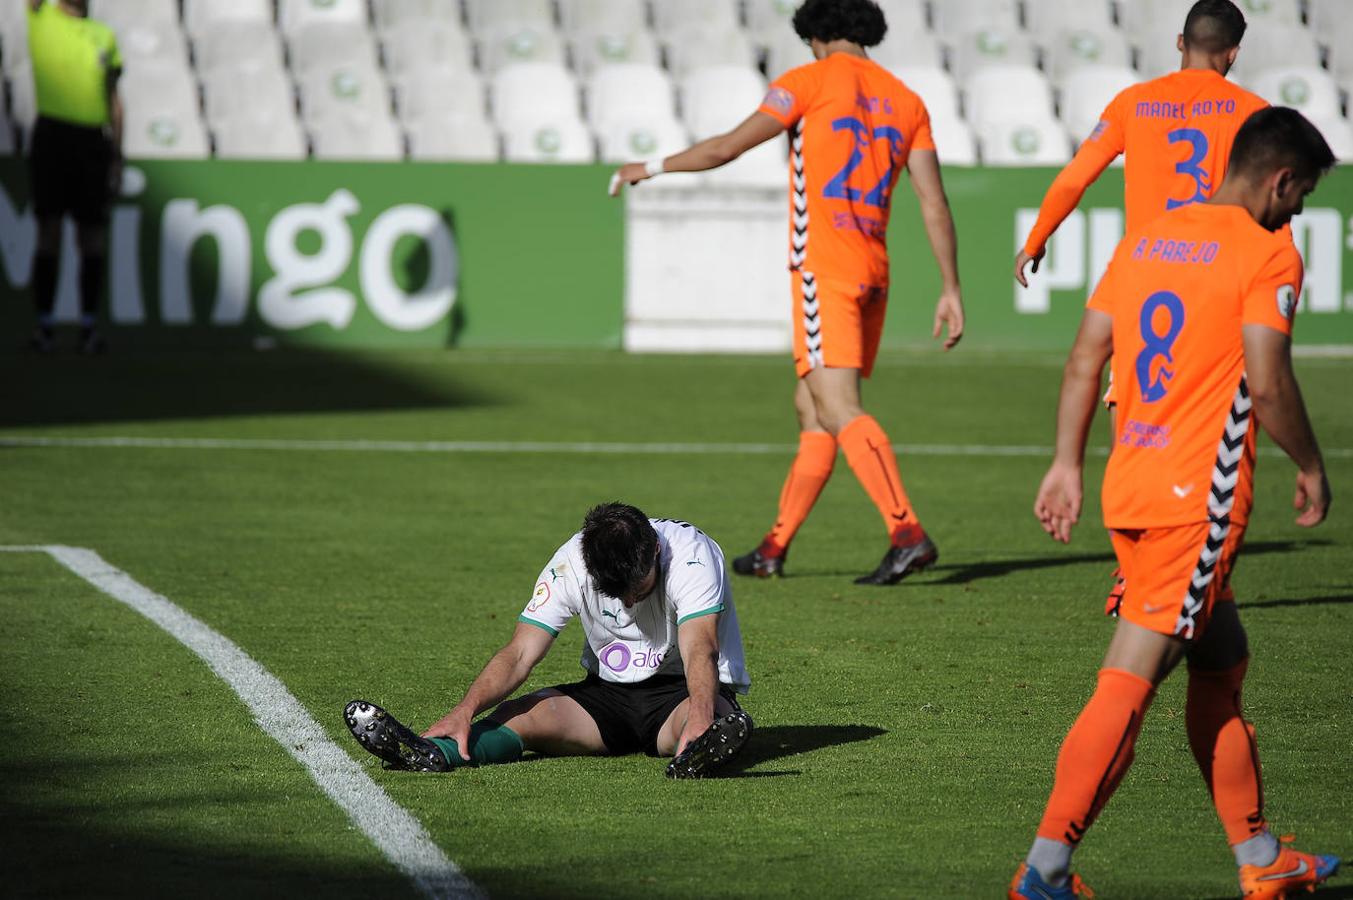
top-left (1166, 128), bottom-right (1210, 210)
top-left (1135, 290), bottom-right (1185, 402)
top-left (823, 116), bottom-right (905, 209)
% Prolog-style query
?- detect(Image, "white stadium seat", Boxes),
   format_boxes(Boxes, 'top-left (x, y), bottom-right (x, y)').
top-left (119, 62), bottom-right (199, 119)
top-left (704, 138), bottom-right (786, 188)
top-left (89, 0), bottom-right (178, 30)
top-left (597, 114), bottom-right (690, 163)
top-left (213, 110), bottom-right (308, 159)
top-left (184, 0), bottom-right (272, 39)
top-left (1308, 0), bottom-right (1348, 35)
top-left (393, 66), bottom-right (487, 121)
top-left (288, 22), bottom-right (381, 76)
top-left (1228, 24), bottom-right (1321, 83)
top-left (558, 0), bottom-right (646, 37)
top-left (1042, 27), bottom-right (1132, 84)
top-left (650, 0), bottom-right (739, 38)
top-left (406, 112), bottom-right (500, 161)
top-left (111, 20), bottom-right (189, 70)
top-left (1307, 113), bottom-right (1353, 162)
top-left (372, 0), bottom-right (462, 30)
top-left (1323, 14), bottom-right (1353, 83)
top-left (963, 65), bottom-right (1056, 131)
top-left (479, 25), bottom-right (568, 74)
top-left (979, 118), bottom-right (1072, 166)
top-left (1023, 0), bottom-right (1113, 34)
top-left (1248, 67), bottom-right (1343, 119)
top-left (665, 28), bottom-right (758, 78)
top-left (586, 63), bottom-right (676, 130)
top-left (2, 9), bottom-right (30, 76)
top-left (1059, 64), bottom-right (1139, 143)
top-left (570, 28), bottom-right (662, 75)
top-left (491, 62), bottom-right (582, 130)
top-left (380, 20), bottom-right (475, 75)
top-left (762, 25), bottom-right (816, 81)
top-left (309, 107), bottom-right (403, 160)
top-left (1133, 22), bottom-right (1188, 80)
top-left (124, 104), bottom-right (211, 159)
top-left (873, 0), bottom-right (928, 36)
top-left (502, 117), bottom-right (595, 162)
top-left (947, 28), bottom-right (1036, 82)
top-left (872, 27), bottom-right (942, 72)
top-left (193, 21), bottom-right (286, 75)
top-left (1119, 0), bottom-right (1193, 41)
top-left (466, 0), bottom-right (554, 35)
top-left (201, 61), bottom-right (295, 126)
top-left (681, 64), bottom-right (766, 138)
top-left (278, 0), bottom-right (368, 35)
top-left (745, 0), bottom-right (800, 40)
top-left (0, 107), bottom-right (14, 155)
top-left (298, 64), bottom-right (392, 120)
top-left (929, 116), bottom-right (978, 165)
top-left (894, 67), bottom-right (961, 120)
top-left (6, 65), bottom-right (35, 133)
top-left (1233, 0), bottom-right (1301, 26)
top-left (930, 0), bottom-right (1018, 39)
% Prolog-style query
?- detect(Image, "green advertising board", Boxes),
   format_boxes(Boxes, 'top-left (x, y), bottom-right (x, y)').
top-left (883, 165), bottom-right (1353, 350)
top-left (2, 160), bottom-right (1350, 350)
top-left (0, 160), bottom-right (625, 349)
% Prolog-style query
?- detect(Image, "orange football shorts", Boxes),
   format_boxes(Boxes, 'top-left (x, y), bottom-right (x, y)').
top-left (1109, 521), bottom-right (1247, 640)
top-left (792, 271), bottom-right (888, 378)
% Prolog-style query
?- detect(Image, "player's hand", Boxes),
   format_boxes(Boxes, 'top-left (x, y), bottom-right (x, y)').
top-left (421, 706), bottom-right (473, 762)
top-left (675, 710), bottom-right (714, 756)
top-left (1015, 248), bottom-right (1044, 288)
top-left (1034, 461), bottom-right (1083, 544)
top-left (607, 162), bottom-right (651, 197)
top-left (1293, 467), bottom-right (1330, 527)
top-left (932, 289), bottom-right (964, 350)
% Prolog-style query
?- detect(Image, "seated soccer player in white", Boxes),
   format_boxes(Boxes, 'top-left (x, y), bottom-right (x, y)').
top-left (346, 502), bottom-right (752, 778)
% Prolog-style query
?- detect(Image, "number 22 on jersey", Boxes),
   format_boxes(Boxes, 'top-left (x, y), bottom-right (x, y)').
top-left (822, 116), bottom-right (906, 209)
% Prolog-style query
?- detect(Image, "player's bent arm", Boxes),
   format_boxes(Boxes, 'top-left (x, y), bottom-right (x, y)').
top-left (907, 150), bottom-right (965, 349)
top-left (1017, 142), bottom-right (1120, 284)
top-left (609, 112), bottom-right (785, 194)
top-left (674, 614), bottom-right (721, 754)
top-left (422, 622), bottom-right (555, 741)
top-left (1035, 310), bottom-right (1113, 543)
top-left (1243, 324), bottom-right (1330, 526)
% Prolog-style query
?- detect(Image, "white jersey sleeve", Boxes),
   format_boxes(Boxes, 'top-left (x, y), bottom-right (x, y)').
top-left (518, 539), bottom-right (584, 636)
top-left (655, 519), bottom-right (729, 624)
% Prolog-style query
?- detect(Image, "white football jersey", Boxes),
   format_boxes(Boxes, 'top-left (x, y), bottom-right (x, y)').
top-left (519, 518), bottom-right (750, 693)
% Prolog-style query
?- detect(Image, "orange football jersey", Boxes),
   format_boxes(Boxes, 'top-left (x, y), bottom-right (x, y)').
top-left (759, 53), bottom-right (934, 285)
top-left (1089, 203), bottom-right (1302, 529)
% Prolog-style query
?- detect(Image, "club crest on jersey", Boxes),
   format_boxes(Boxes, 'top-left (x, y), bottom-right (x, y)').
top-left (764, 87), bottom-right (794, 115)
top-left (528, 581), bottom-right (550, 611)
top-left (1276, 284), bottom-right (1297, 320)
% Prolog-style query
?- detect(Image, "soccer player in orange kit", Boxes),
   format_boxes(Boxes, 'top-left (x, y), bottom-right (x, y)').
top-left (1008, 107), bottom-right (1341, 900)
top-left (610, 0), bottom-right (964, 585)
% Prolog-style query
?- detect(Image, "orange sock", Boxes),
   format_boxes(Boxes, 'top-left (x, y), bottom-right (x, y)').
top-left (837, 415), bottom-right (922, 544)
top-left (1186, 660), bottom-right (1266, 845)
top-left (1037, 668), bottom-right (1156, 846)
top-left (765, 431), bottom-right (837, 552)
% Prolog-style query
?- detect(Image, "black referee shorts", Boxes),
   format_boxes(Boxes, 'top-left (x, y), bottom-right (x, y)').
top-left (29, 116), bottom-right (114, 226)
top-left (554, 673), bottom-right (740, 757)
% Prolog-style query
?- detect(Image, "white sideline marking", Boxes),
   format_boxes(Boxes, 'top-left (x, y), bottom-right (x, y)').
top-left (1, 434), bottom-right (1349, 460)
top-left (1, 545), bottom-right (482, 900)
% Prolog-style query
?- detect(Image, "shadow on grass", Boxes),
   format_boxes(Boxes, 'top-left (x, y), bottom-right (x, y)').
top-left (1201, 886), bottom-right (1353, 900)
top-left (0, 349), bottom-right (494, 428)
top-left (1243, 592), bottom-right (1353, 610)
top-left (713, 723), bottom-right (887, 779)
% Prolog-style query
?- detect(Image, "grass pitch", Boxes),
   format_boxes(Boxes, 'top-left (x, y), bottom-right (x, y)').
top-left (2, 348), bottom-right (1350, 899)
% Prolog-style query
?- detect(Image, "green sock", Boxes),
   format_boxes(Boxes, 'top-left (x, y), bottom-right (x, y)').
top-left (428, 721), bottom-right (524, 767)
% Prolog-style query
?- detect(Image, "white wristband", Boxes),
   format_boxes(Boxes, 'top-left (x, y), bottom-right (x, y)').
top-left (644, 157), bottom-right (665, 177)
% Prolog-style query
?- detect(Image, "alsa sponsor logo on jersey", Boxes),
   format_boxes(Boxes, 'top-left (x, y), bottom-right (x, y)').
top-left (1277, 284), bottom-right (1298, 320)
top-left (528, 582), bottom-right (550, 611)
top-left (599, 641), bottom-right (666, 674)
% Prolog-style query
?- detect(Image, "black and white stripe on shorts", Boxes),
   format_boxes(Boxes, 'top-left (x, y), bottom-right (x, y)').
top-left (1175, 377), bottom-right (1251, 639)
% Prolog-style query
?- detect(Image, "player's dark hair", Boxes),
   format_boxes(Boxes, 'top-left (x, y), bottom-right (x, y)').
top-left (580, 502), bottom-right (658, 598)
top-left (1228, 107), bottom-right (1336, 182)
top-left (792, 0), bottom-right (887, 48)
top-left (1182, 0), bottom-right (1247, 52)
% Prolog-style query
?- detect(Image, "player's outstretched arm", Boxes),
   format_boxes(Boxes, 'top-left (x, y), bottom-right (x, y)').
top-left (907, 149), bottom-right (965, 350)
top-left (1243, 324), bottom-right (1330, 527)
top-left (1035, 309), bottom-right (1112, 543)
top-left (673, 614), bottom-right (721, 755)
top-left (607, 111), bottom-right (785, 196)
top-left (421, 622), bottom-right (555, 759)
